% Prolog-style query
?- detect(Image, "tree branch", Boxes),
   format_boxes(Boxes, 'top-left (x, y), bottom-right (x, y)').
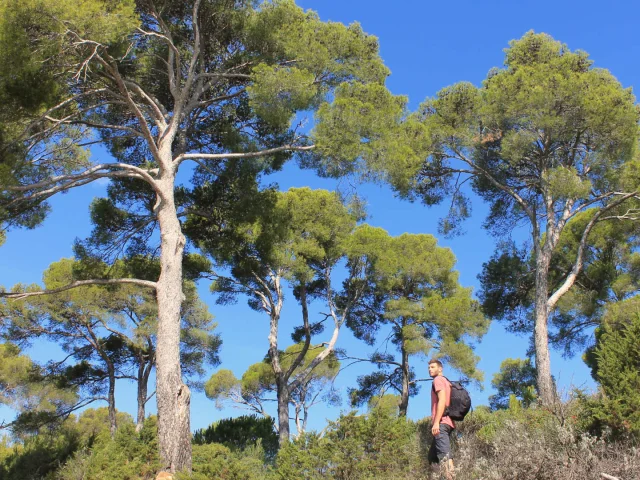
top-left (547, 191), bottom-right (639, 310)
top-left (173, 144), bottom-right (315, 166)
top-left (2, 279), bottom-right (157, 300)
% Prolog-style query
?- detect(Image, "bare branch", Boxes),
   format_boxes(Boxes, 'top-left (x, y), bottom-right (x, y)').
top-left (2, 279), bottom-right (157, 300)
top-left (547, 191), bottom-right (639, 310)
top-left (451, 148), bottom-right (537, 224)
top-left (174, 144), bottom-right (315, 166)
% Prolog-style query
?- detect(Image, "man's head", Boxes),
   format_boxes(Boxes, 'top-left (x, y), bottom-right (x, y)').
top-left (428, 359), bottom-right (443, 378)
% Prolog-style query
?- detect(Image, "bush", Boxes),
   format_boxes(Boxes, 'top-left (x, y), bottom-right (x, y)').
top-left (274, 409), bottom-right (427, 480)
top-left (0, 426), bottom-right (80, 480)
top-left (176, 443), bottom-right (269, 480)
top-left (275, 401), bottom-right (640, 480)
top-left (193, 415), bottom-right (278, 459)
top-left (55, 416), bottom-right (160, 480)
top-left (583, 305), bottom-right (640, 439)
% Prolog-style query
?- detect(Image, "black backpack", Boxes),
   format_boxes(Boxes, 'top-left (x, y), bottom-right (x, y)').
top-left (434, 377), bottom-right (472, 421)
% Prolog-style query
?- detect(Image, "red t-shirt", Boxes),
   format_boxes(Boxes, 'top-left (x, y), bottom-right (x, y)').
top-left (431, 375), bottom-right (455, 429)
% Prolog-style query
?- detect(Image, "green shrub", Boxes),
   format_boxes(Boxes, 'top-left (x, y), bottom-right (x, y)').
top-left (0, 426), bottom-right (80, 480)
top-left (274, 408), bottom-right (426, 480)
top-left (55, 416), bottom-right (160, 480)
top-left (193, 415), bottom-right (278, 459)
top-left (176, 442), bottom-right (268, 480)
top-left (583, 306), bottom-right (640, 439)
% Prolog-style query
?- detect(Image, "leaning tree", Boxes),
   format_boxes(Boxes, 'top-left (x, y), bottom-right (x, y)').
top-left (0, 0), bottom-right (405, 471)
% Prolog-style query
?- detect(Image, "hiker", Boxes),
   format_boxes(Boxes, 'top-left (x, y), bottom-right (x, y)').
top-left (428, 358), bottom-right (454, 479)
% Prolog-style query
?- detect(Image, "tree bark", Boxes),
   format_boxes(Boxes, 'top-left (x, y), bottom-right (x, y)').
top-left (107, 364), bottom-right (117, 438)
top-left (136, 354), bottom-right (153, 433)
top-left (276, 377), bottom-right (290, 446)
top-left (399, 343), bottom-right (410, 417)
top-left (155, 176), bottom-right (191, 473)
top-left (533, 249), bottom-right (555, 406)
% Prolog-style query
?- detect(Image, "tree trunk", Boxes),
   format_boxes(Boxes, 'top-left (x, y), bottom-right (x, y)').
top-left (276, 376), bottom-right (290, 447)
top-left (136, 356), bottom-right (152, 433)
top-left (155, 178), bottom-right (191, 473)
top-left (533, 250), bottom-right (555, 406)
top-left (399, 344), bottom-right (410, 417)
top-left (107, 365), bottom-right (117, 438)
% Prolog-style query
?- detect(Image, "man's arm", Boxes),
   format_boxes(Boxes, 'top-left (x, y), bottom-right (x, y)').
top-left (431, 389), bottom-right (447, 436)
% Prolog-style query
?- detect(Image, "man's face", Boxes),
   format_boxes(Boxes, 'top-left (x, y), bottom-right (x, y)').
top-left (428, 362), bottom-right (441, 378)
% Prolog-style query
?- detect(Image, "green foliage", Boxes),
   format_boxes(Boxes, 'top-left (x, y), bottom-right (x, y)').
top-left (458, 402), bottom-right (556, 445)
top-left (53, 415), bottom-right (160, 480)
top-left (2, 257), bottom-right (221, 423)
top-left (0, 342), bottom-right (77, 430)
top-left (193, 187), bottom-right (357, 293)
top-left (344, 225), bottom-right (488, 411)
top-left (177, 442), bottom-right (269, 480)
top-left (248, 65), bottom-right (318, 129)
top-left (0, 407), bottom-right (138, 480)
top-left (1, 0), bottom-right (395, 239)
top-left (0, 424), bottom-right (80, 480)
top-left (274, 408), bottom-right (422, 480)
top-left (391, 33), bottom-right (640, 386)
top-left (205, 369), bottom-right (241, 406)
top-left (193, 415), bottom-right (278, 459)
top-left (488, 358), bottom-right (537, 410)
top-left (366, 394), bottom-right (401, 417)
top-left (72, 407), bottom-right (134, 443)
top-left (311, 83), bottom-right (412, 178)
top-left (205, 345), bottom-right (340, 435)
top-left (81, 417), bottom-right (160, 479)
top-left (581, 298), bottom-right (640, 438)
top-left (404, 31), bottom-right (638, 236)
top-left (480, 211), bottom-right (640, 355)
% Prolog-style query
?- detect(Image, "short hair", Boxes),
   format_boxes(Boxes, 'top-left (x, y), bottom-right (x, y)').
top-left (428, 359), bottom-right (443, 368)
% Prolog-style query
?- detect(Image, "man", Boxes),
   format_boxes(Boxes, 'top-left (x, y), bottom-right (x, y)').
top-left (428, 358), bottom-right (454, 479)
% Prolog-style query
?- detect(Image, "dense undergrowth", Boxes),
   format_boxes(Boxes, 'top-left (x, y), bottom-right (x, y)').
top-left (1, 396), bottom-right (638, 480)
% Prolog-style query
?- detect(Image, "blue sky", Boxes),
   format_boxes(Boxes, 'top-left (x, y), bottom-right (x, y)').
top-left (2, 0), bottom-right (640, 433)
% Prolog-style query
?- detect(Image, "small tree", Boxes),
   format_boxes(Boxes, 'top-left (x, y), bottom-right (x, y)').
top-left (195, 187), bottom-right (359, 445)
top-left (2, 258), bottom-right (220, 435)
top-left (584, 297), bottom-right (640, 437)
top-left (205, 343), bottom-right (340, 439)
top-left (193, 415), bottom-right (278, 458)
top-left (488, 358), bottom-right (537, 410)
top-left (344, 225), bottom-right (488, 416)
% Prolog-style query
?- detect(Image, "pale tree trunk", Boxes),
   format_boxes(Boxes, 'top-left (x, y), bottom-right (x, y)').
top-left (264, 273), bottom-right (289, 446)
top-left (293, 401), bottom-right (302, 439)
top-left (302, 405), bottom-right (309, 433)
top-left (399, 343), bottom-right (410, 417)
top-left (155, 174), bottom-right (191, 473)
top-left (533, 248), bottom-right (555, 406)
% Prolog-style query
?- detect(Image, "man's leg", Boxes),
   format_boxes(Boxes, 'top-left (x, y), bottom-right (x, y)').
top-left (434, 425), bottom-right (454, 480)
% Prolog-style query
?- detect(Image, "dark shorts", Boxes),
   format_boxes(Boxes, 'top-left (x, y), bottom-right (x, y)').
top-left (428, 424), bottom-right (454, 463)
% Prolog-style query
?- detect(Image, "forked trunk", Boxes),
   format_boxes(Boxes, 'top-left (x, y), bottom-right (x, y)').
top-left (155, 177), bottom-right (191, 473)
